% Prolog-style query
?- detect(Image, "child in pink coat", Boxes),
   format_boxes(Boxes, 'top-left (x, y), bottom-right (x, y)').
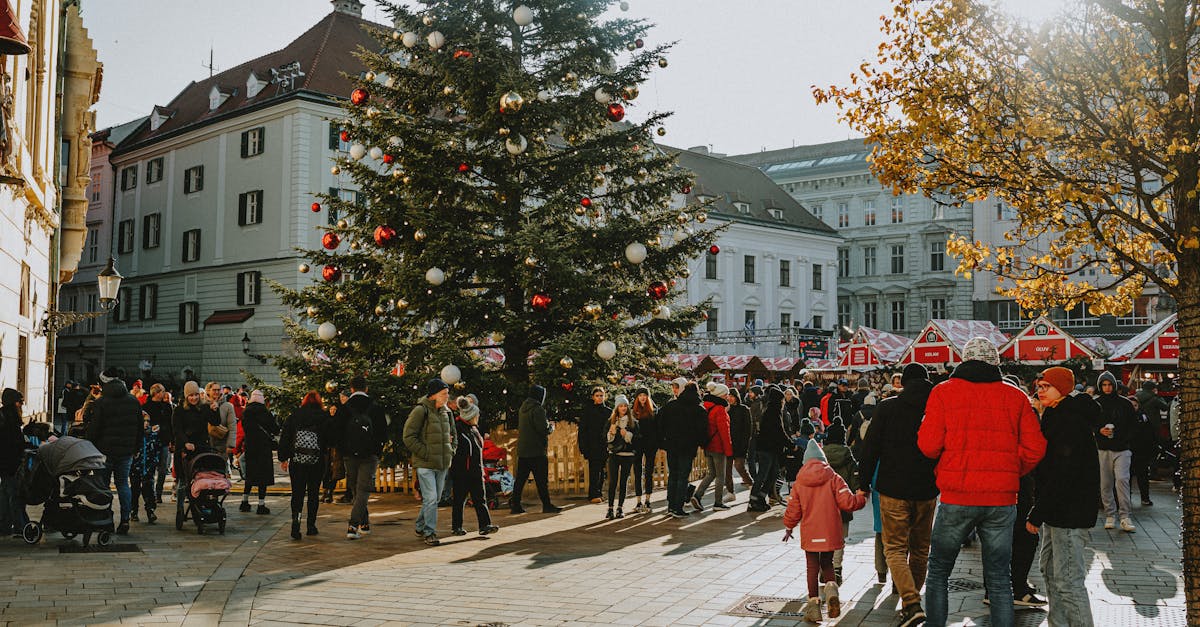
top-left (783, 439), bottom-right (867, 623)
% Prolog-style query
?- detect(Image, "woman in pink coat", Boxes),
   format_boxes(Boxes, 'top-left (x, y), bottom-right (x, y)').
top-left (783, 439), bottom-right (867, 623)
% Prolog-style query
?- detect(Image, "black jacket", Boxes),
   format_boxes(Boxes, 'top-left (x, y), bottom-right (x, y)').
top-left (784, 397), bottom-right (803, 434)
top-left (241, 402), bottom-right (279, 453)
top-left (728, 403), bottom-right (752, 458)
top-left (143, 399), bottom-right (174, 447)
top-left (755, 387), bottom-right (790, 455)
top-left (279, 405), bottom-right (331, 463)
top-left (801, 385), bottom-right (821, 416)
top-left (0, 401), bottom-right (24, 476)
top-left (658, 387), bottom-right (708, 456)
top-left (578, 401), bottom-right (611, 460)
top-left (856, 378), bottom-right (938, 501)
top-left (87, 380), bottom-right (144, 458)
top-left (827, 391), bottom-right (858, 426)
top-left (1029, 393), bottom-right (1101, 529)
top-left (172, 403), bottom-right (219, 452)
top-left (452, 418), bottom-right (485, 476)
top-left (1094, 372), bottom-right (1135, 451)
top-left (337, 392), bottom-right (389, 457)
top-left (634, 408), bottom-right (660, 452)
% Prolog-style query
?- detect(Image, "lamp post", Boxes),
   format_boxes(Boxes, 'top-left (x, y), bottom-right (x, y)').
top-left (241, 332), bottom-right (269, 364)
top-left (38, 257), bottom-right (122, 336)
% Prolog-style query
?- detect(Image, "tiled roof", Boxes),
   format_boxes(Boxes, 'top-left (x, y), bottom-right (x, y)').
top-left (725, 138), bottom-right (873, 170)
top-left (116, 10), bottom-right (381, 152)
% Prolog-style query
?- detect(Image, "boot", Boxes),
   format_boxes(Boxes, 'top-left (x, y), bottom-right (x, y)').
top-left (322, 488), bottom-right (333, 504)
top-left (290, 519), bottom-right (302, 540)
top-left (605, 507), bottom-right (615, 520)
top-left (307, 519), bottom-right (319, 536)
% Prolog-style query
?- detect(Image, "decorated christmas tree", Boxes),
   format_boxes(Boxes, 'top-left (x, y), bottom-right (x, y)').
top-left (271, 0), bottom-right (719, 431)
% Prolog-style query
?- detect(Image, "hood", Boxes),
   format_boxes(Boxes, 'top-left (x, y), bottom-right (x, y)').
top-left (950, 360), bottom-right (1003, 383)
top-left (797, 457), bottom-right (837, 486)
top-left (897, 378), bottom-right (933, 409)
top-left (528, 385), bottom-right (547, 406)
top-left (824, 442), bottom-right (852, 465)
top-left (677, 386), bottom-right (702, 405)
top-left (702, 393), bottom-right (728, 408)
top-left (1097, 371), bottom-right (1119, 395)
top-left (766, 386), bottom-right (785, 405)
top-left (102, 379), bottom-right (130, 398)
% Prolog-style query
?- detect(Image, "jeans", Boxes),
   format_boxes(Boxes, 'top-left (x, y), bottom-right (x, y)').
top-left (879, 495), bottom-right (937, 608)
top-left (289, 463), bottom-right (323, 524)
top-left (451, 469), bottom-right (491, 530)
top-left (637, 448), bottom-right (657, 497)
top-left (1098, 449), bottom-right (1132, 520)
top-left (725, 455), bottom-right (753, 491)
top-left (665, 451), bottom-right (695, 512)
top-left (414, 467), bottom-right (448, 536)
top-left (694, 451), bottom-right (726, 506)
top-left (750, 450), bottom-right (780, 506)
top-left (510, 456), bottom-right (553, 510)
top-left (343, 455), bottom-right (378, 528)
top-left (586, 458), bottom-right (605, 500)
top-left (1040, 525), bottom-right (1094, 627)
top-left (606, 455), bottom-right (635, 508)
top-left (1012, 476), bottom-right (1039, 597)
top-left (925, 503), bottom-right (1016, 627)
top-left (156, 444), bottom-right (171, 501)
top-left (101, 455), bottom-right (134, 524)
top-left (0, 473), bottom-right (26, 534)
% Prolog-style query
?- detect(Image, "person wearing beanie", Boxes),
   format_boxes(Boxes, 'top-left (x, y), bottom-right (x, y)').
top-left (782, 438), bottom-right (867, 623)
top-left (1093, 371), bottom-right (1138, 528)
top-left (88, 369), bottom-right (144, 535)
top-left (749, 385), bottom-right (789, 511)
top-left (236, 389), bottom-right (278, 516)
top-left (822, 417), bottom-right (859, 586)
top-left (1028, 367), bottom-right (1101, 626)
top-left (403, 377), bottom-right (456, 545)
top-left (693, 383), bottom-right (733, 512)
top-left (171, 381), bottom-right (220, 521)
top-left (918, 337), bottom-right (1046, 627)
top-left (579, 387), bottom-right (612, 504)
top-left (724, 388), bottom-right (754, 501)
top-left (630, 387), bottom-right (659, 513)
top-left (659, 382), bottom-right (708, 517)
top-left (603, 395), bottom-right (640, 518)
top-left (511, 384), bottom-right (560, 514)
top-left (450, 396), bottom-right (498, 537)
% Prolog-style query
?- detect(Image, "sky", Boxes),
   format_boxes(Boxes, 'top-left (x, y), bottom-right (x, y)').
top-left (85, 0), bottom-right (1069, 157)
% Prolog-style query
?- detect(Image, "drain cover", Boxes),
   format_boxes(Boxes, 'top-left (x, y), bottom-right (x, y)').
top-left (59, 543), bottom-right (140, 554)
top-left (727, 595), bottom-right (809, 618)
top-left (947, 577), bottom-right (985, 592)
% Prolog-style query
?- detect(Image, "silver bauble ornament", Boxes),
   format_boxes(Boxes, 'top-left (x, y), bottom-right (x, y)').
top-left (426, 267), bottom-right (445, 285)
top-left (440, 364), bottom-right (462, 385)
top-left (559, 356), bottom-right (574, 370)
top-left (596, 340), bottom-right (617, 361)
top-left (349, 143), bottom-right (367, 160)
top-left (317, 322), bottom-right (338, 341)
top-left (513, 4), bottom-right (534, 26)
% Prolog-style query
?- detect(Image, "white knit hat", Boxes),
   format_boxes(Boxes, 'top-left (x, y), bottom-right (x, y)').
top-left (962, 337), bottom-right (1000, 366)
top-left (709, 383), bottom-right (730, 397)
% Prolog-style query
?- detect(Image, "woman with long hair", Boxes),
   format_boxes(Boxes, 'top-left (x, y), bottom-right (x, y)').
top-left (604, 395), bottom-right (640, 519)
top-left (170, 381), bottom-right (219, 518)
top-left (630, 388), bottom-right (657, 513)
top-left (279, 391), bottom-right (331, 540)
top-left (238, 390), bottom-right (279, 515)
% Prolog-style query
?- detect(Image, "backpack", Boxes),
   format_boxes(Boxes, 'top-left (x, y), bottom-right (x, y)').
top-left (293, 428), bottom-right (321, 465)
top-left (342, 405), bottom-right (375, 457)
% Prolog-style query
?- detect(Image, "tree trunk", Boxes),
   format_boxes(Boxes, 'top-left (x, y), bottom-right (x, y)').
top-left (1178, 290), bottom-right (1200, 623)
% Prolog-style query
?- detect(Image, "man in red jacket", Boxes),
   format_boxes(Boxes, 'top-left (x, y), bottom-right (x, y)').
top-left (917, 338), bottom-right (1046, 627)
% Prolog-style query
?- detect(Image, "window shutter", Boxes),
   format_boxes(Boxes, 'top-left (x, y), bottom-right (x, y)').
top-left (256, 127), bottom-right (265, 153)
top-left (328, 124), bottom-right (339, 150)
top-left (197, 167), bottom-right (204, 191)
top-left (141, 218), bottom-right (149, 249)
top-left (238, 193), bottom-right (247, 226)
top-left (254, 191), bottom-right (264, 223)
top-left (181, 232), bottom-right (187, 263)
top-left (240, 131), bottom-right (249, 158)
top-left (254, 272), bottom-right (262, 305)
top-left (236, 272), bottom-right (245, 306)
top-left (195, 231), bottom-right (201, 261)
top-left (178, 303), bottom-right (186, 333)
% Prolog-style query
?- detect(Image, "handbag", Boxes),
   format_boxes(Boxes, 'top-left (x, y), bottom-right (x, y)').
top-left (208, 422), bottom-right (230, 440)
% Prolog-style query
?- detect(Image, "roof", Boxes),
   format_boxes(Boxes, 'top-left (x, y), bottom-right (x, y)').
top-left (92, 117), bottom-right (147, 146)
top-left (666, 354), bottom-right (711, 371)
top-left (1108, 314), bottom-right (1178, 364)
top-left (725, 138), bottom-right (874, 177)
top-left (760, 357), bottom-right (802, 373)
top-left (666, 147), bottom-right (837, 236)
top-left (998, 315), bottom-right (1098, 365)
top-left (707, 355), bottom-right (767, 372)
top-left (899, 319), bottom-right (1009, 365)
top-left (116, 10), bottom-right (381, 152)
top-left (838, 326), bottom-right (912, 369)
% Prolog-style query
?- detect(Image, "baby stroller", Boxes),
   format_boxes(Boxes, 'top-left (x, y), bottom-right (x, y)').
top-left (18, 436), bottom-right (115, 547)
top-left (175, 449), bottom-right (231, 535)
top-left (480, 438), bottom-right (513, 510)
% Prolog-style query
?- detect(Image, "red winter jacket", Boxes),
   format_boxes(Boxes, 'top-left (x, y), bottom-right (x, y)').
top-left (782, 458), bottom-right (867, 552)
top-left (702, 394), bottom-right (733, 456)
top-left (918, 362), bottom-right (1047, 507)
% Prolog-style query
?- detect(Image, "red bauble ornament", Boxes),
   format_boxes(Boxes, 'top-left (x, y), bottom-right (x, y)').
top-left (561, 382), bottom-right (574, 392)
top-left (339, 130), bottom-right (350, 142)
top-left (322, 265), bottom-right (342, 282)
top-left (611, 312), bottom-right (619, 320)
top-left (322, 233), bottom-right (341, 250)
top-left (606, 102), bottom-right (625, 122)
top-left (350, 88), bottom-right (369, 106)
top-left (457, 162), bottom-right (470, 173)
top-left (580, 197), bottom-right (592, 208)
top-left (373, 225), bottom-right (397, 247)
top-left (635, 38), bottom-right (645, 48)
top-left (648, 281), bottom-right (668, 300)
top-left (709, 244), bottom-right (720, 255)
top-left (531, 291), bottom-right (552, 311)
top-left (682, 185), bottom-right (693, 194)
top-left (453, 49), bottom-right (473, 59)
top-left (311, 202), bottom-right (321, 212)
top-left (382, 154), bottom-right (395, 164)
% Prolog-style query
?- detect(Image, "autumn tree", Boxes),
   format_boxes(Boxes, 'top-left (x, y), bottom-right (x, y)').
top-left (816, 0), bottom-right (1200, 618)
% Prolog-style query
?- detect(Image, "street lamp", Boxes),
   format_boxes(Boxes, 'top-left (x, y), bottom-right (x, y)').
top-left (38, 257), bottom-right (123, 336)
top-left (241, 332), bottom-right (269, 364)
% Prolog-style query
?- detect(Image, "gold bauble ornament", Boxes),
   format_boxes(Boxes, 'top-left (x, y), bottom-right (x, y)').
top-left (340, 341), bottom-right (350, 349)
top-left (656, 127), bottom-right (666, 137)
top-left (593, 173), bottom-right (606, 185)
top-left (422, 15), bottom-right (435, 26)
top-left (696, 212), bottom-right (708, 223)
top-left (499, 127), bottom-right (511, 136)
top-left (612, 260), bottom-right (622, 269)
top-left (524, 256), bottom-right (538, 267)
top-left (349, 241), bottom-right (360, 251)
top-left (331, 165), bottom-right (341, 175)
top-left (306, 306), bottom-right (319, 317)
top-left (635, 168), bottom-right (648, 181)
top-left (607, 373), bottom-right (621, 384)
top-left (298, 263), bottom-right (310, 273)
top-left (325, 380), bottom-right (339, 393)
top-left (337, 219), bottom-right (349, 229)
top-left (392, 169), bottom-right (404, 179)
top-left (563, 71), bottom-right (577, 82)
top-left (335, 291), bottom-right (346, 302)
top-left (583, 303), bottom-right (603, 319)
top-left (650, 235), bottom-right (662, 247)
top-left (374, 305), bottom-right (386, 316)
top-left (402, 176), bottom-right (412, 185)
top-left (622, 85), bottom-right (639, 100)
top-left (680, 267), bottom-right (691, 278)
top-left (414, 229), bottom-right (427, 242)
top-left (443, 85), bottom-right (455, 95)
top-left (364, 71), bottom-right (376, 82)
top-left (499, 91), bottom-right (525, 114)
top-left (559, 356), bottom-right (574, 369)
top-left (574, 206), bottom-right (587, 216)
top-left (658, 57), bottom-right (668, 68)
top-left (677, 212), bottom-right (690, 224)
top-left (395, 298), bottom-right (409, 309)
top-left (366, 106), bottom-right (380, 118)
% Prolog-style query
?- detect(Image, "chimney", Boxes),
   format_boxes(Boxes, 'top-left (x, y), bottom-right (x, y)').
top-left (332, 0), bottom-right (364, 17)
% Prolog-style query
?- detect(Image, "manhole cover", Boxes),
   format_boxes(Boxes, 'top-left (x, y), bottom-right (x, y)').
top-left (948, 578), bottom-right (985, 592)
top-left (727, 595), bottom-right (809, 618)
top-left (59, 543), bottom-right (140, 554)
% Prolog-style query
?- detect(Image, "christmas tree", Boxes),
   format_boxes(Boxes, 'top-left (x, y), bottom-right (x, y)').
top-left (271, 0), bottom-right (719, 431)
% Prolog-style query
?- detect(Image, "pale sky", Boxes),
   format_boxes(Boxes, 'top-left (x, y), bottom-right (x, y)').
top-left (85, 0), bottom-right (1069, 156)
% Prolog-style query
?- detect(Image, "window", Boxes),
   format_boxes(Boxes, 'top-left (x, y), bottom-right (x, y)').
top-left (117, 219), bottom-right (134, 254)
top-left (932, 203), bottom-right (945, 220)
top-left (705, 252), bottom-right (718, 279)
top-left (86, 227), bottom-right (99, 264)
top-left (768, 208), bottom-right (784, 220)
top-left (863, 199), bottom-right (876, 226)
top-left (930, 241), bottom-right (945, 271)
top-left (327, 188), bottom-right (362, 226)
top-left (120, 165), bottom-right (137, 191)
top-left (780, 312), bottom-right (792, 330)
top-left (812, 263), bottom-right (823, 291)
top-left (996, 300), bottom-right (1024, 330)
top-left (18, 262), bottom-right (29, 317)
top-left (891, 300), bottom-right (906, 331)
top-left (84, 294), bottom-right (97, 333)
top-left (142, 213), bottom-right (161, 249)
top-left (240, 127), bottom-right (265, 158)
top-left (146, 157), bottom-right (164, 184)
top-left (890, 244), bottom-right (905, 274)
top-left (743, 255), bottom-right (756, 283)
top-left (1058, 303), bottom-right (1098, 328)
top-left (744, 309), bottom-right (757, 331)
top-left (237, 271), bottom-right (262, 306)
top-left (238, 190), bottom-right (264, 226)
top-left (182, 229), bottom-right (201, 262)
top-left (837, 202), bottom-right (849, 228)
top-left (930, 298), bottom-right (947, 320)
top-left (733, 201), bottom-right (750, 214)
top-left (184, 166), bottom-right (204, 194)
top-left (59, 139), bottom-right (70, 187)
top-left (812, 315), bottom-right (823, 329)
top-left (838, 302), bottom-right (851, 330)
top-left (179, 302), bottom-right (199, 334)
top-left (810, 203), bottom-right (823, 220)
top-left (113, 287), bottom-right (133, 322)
top-left (863, 302), bottom-right (878, 328)
top-left (1118, 296), bottom-right (1151, 326)
top-left (863, 246), bottom-right (877, 275)
top-left (139, 284), bottom-right (158, 320)
top-left (891, 197), bottom-right (904, 223)
top-left (91, 184), bottom-right (100, 202)
top-left (15, 335), bottom-right (26, 401)
top-left (837, 248), bottom-right (849, 278)
top-left (996, 201), bottom-right (1017, 221)
top-left (779, 259), bottom-right (791, 287)
top-left (706, 308), bottom-right (719, 337)
top-left (328, 123), bottom-right (351, 151)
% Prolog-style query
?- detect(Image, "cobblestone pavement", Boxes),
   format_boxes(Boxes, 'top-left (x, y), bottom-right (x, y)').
top-left (0, 479), bottom-right (1184, 626)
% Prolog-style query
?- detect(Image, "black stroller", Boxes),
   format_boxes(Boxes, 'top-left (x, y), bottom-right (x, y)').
top-left (175, 449), bottom-right (230, 535)
top-left (18, 436), bottom-right (115, 547)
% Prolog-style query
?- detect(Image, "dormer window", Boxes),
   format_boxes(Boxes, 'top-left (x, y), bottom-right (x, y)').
top-left (733, 201), bottom-right (750, 215)
top-left (769, 209), bottom-right (784, 220)
top-left (209, 85), bottom-right (232, 110)
top-left (246, 72), bottom-right (266, 98)
top-left (149, 106), bottom-right (174, 131)
top-left (698, 194), bottom-right (715, 204)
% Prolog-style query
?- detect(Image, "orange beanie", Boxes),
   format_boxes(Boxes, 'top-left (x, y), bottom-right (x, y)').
top-left (1039, 367), bottom-right (1076, 398)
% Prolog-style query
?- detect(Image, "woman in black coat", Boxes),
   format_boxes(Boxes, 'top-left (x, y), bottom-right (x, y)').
top-left (450, 397), bottom-right (498, 536)
top-left (170, 381), bottom-right (219, 511)
top-left (238, 390), bottom-right (278, 515)
top-left (724, 388), bottom-right (754, 494)
top-left (279, 391), bottom-right (331, 539)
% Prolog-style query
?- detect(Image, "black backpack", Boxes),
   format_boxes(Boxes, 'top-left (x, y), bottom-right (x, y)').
top-left (342, 405), bottom-right (375, 457)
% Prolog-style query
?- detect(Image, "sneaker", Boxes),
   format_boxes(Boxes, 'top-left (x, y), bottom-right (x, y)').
top-left (1014, 591), bottom-right (1048, 607)
top-left (1142, 499), bottom-right (1154, 507)
top-left (615, 508), bottom-right (624, 519)
top-left (589, 497), bottom-right (603, 504)
top-left (358, 523), bottom-right (371, 535)
top-left (713, 502), bottom-right (731, 511)
top-left (723, 492), bottom-right (736, 503)
top-left (669, 509), bottom-right (686, 519)
top-left (542, 505), bottom-right (562, 513)
top-left (306, 524), bottom-right (319, 536)
top-left (239, 501), bottom-right (252, 513)
top-left (414, 528), bottom-right (426, 538)
top-left (423, 533), bottom-right (441, 546)
top-left (1120, 518), bottom-right (1136, 533)
top-left (346, 526), bottom-right (361, 540)
top-left (897, 602), bottom-right (926, 627)
top-left (834, 567), bottom-right (842, 586)
top-left (130, 512), bottom-right (139, 522)
top-left (256, 505), bottom-right (270, 515)
top-left (291, 521), bottom-right (302, 541)
top-left (802, 597), bottom-right (821, 623)
top-left (768, 497), bottom-right (782, 507)
top-left (146, 510), bottom-right (158, 524)
top-left (1104, 516), bottom-right (1115, 529)
top-left (480, 525), bottom-right (499, 535)
top-left (509, 506), bottom-right (527, 514)
top-left (690, 496), bottom-right (703, 511)
top-left (115, 522), bottom-right (130, 535)
top-left (451, 528), bottom-right (467, 536)
top-left (983, 595), bottom-right (990, 606)
top-left (824, 581), bottom-right (840, 618)
top-left (747, 501), bottom-right (769, 512)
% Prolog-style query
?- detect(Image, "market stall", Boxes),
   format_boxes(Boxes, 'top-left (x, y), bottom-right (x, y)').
top-left (998, 315), bottom-right (1100, 366)
top-left (836, 326), bottom-right (912, 371)
top-left (897, 319), bottom-right (1009, 367)
top-left (1107, 314), bottom-right (1179, 384)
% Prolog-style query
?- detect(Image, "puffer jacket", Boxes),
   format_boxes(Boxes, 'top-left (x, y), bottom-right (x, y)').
top-left (403, 397), bottom-right (456, 470)
top-left (1094, 371), bottom-right (1136, 451)
top-left (87, 379), bottom-right (144, 458)
top-left (918, 360), bottom-right (1046, 506)
top-left (728, 403), bottom-right (752, 458)
top-left (658, 386), bottom-right (708, 456)
top-left (857, 378), bottom-right (938, 501)
top-left (452, 417), bottom-right (486, 477)
top-left (782, 458), bottom-right (867, 552)
top-left (516, 396), bottom-right (550, 458)
top-left (701, 394), bottom-right (733, 456)
top-left (1029, 392), bottom-right (1101, 529)
top-left (172, 403), bottom-right (219, 452)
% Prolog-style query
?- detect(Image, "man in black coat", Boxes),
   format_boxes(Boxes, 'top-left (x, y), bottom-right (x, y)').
top-left (0, 388), bottom-right (28, 536)
top-left (1094, 371), bottom-right (1137, 529)
top-left (658, 382), bottom-right (707, 518)
top-left (578, 387), bottom-right (611, 503)
top-left (88, 370), bottom-right (144, 534)
top-left (337, 376), bottom-right (389, 538)
top-left (748, 385), bottom-right (788, 511)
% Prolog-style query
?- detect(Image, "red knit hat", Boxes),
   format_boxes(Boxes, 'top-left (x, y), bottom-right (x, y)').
top-left (1038, 367), bottom-right (1076, 398)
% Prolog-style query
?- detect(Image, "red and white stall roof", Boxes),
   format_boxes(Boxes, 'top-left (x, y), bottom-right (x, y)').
top-left (666, 353), bottom-right (712, 371)
top-left (898, 319), bottom-right (1009, 365)
top-left (1078, 336), bottom-right (1118, 358)
top-left (1108, 314), bottom-right (1179, 365)
top-left (837, 326), bottom-right (912, 370)
top-left (708, 354), bottom-right (766, 372)
top-left (999, 315), bottom-right (1098, 364)
top-left (761, 357), bottom-right (803, 373)
top-left (805, 358), bottom-right (842, 371)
